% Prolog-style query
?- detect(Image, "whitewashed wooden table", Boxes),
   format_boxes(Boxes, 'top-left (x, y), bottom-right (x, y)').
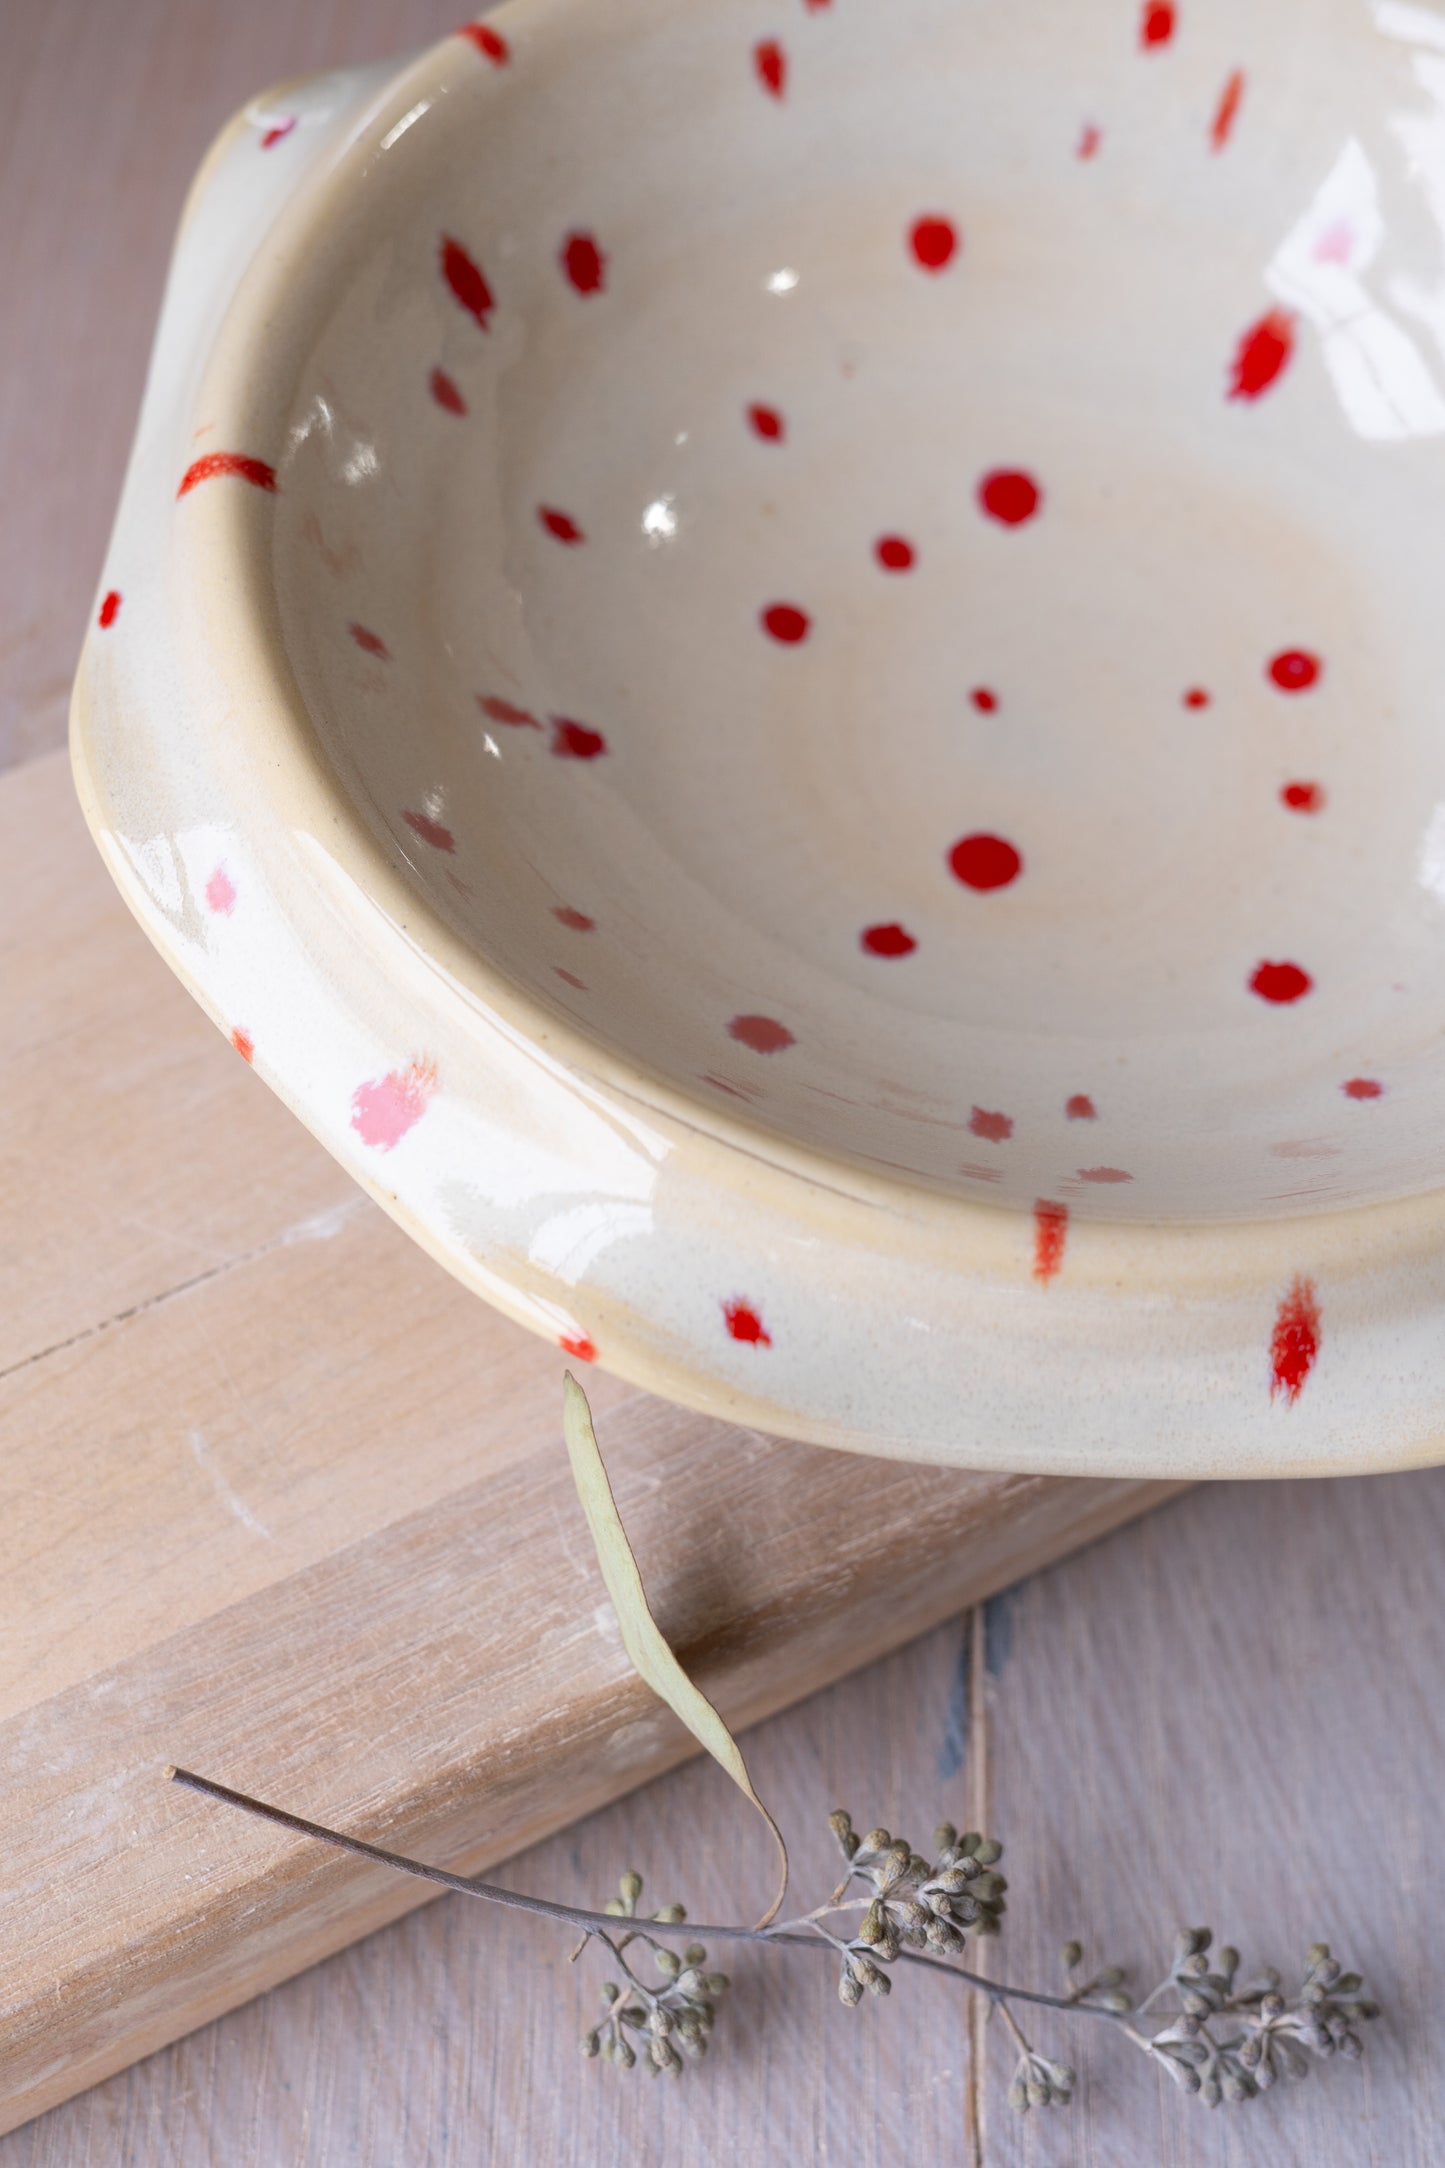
top-left (2, 2), bottom-right (1441, 2160)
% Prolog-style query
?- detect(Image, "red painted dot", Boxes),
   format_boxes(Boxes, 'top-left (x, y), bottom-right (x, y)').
top-left (97, 589), bottom-right (121, 629)
top-left (1281, 780), bottom-right (1324, 813)
top-left (969, 1106), bottom-right (1013, 1142)
top-left (1033, 1200), bottom-right (1068, 1285)
top-left (1270, 1275), bottom-right (1320, 1404)
top-left (539, 506), bottom-right (585, 545)
top-left (1250, 960), bottom-right (1313, 1004)
top-left (949, 832), bottom-right (1023, 891)
top-left (978, 469), bottom-right (1041, 526)
top-left (550, 717), bottom-right (607, 760)
top-left (1268, 648), bottom-right (1320, 693)
top-left (1077, 123), bottom-right (1102, 160)
top-left (861, 922), bottom-right (917, 957)
top-left (1140, 1), bottom-right (1175, 47)
top-left (559, 1331), bottom-right (597, 1362)
top-left (350, 622), bottom-right (389, 658)
top-left (969, 687), bottom-right (998, 713)
top-left (561, 232), bottom-right (605, 294)
top-left (403, 808), bottom-right (455, 852)
top-left (177, 452), bottom-right (278, 498)
top-left (748, 403), bottom-right (785, 441)
top-left (440, 235), bottom-right (494, 329)
top-left (1078, 1165), bottom-right (1133, 1183)
top-left (554, 967), bottom-right (587, 990)
top-left (1211, 68), bottom-right (1245, 151)
top-left (260, 117), bottom-right (297, 150)
top-left (723, 1298), bottom-right (772, 1347)
top-left (1183, 686), bottom-right (1211, 709)
top-left (875, 534), bottom-right (915, 572)
top-left (479, 694), bottom-right (540, 728)
top-left (1066, 1093), bottom-right (1097, 1120)
top-left (762, 602), bottom-right (810, 644)
top-left (553, 905), bottom-right (595, 931)
top-left (1229, 308), bottom-right (1295, 401)
top-left (909, 216), bottom-right (958, 272)
top-left (430, 367), bottom-right (467, 415)
top-left (729, 1014), bottom-right (795, 1054)
top-left (755, 38), bottom-right (786, 96)
top-left (231, 1027), bottom-right (255, 1063)
top-left (1343, 1076), bottom-right (1384, 1099)
top-left (458, 21), bottom-right (509, 63)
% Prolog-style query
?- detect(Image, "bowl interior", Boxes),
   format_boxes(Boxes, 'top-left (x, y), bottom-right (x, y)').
top-left (268, 0), bottom-right (1445, 1221)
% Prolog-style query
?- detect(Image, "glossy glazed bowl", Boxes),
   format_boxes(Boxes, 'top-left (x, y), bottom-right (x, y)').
top-left (73, 0), bottom-right (1445, 1474)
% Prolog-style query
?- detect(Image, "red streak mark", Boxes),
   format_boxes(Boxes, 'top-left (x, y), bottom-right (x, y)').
top-left (562, 232), bottom-right (605, 294)
top-left (403, 808), bottom-right (455, 852)
top-left (1228, 308), bottom-right (1295, 401)
top-left (949, 832), bottom-right (1023, 891)
top-left (755, 38), bottom-right (786, 96)
top-left (350, 622), bottom-right (389, 658)
top-left (1210, 68), bottom-right (1245, 151)
top-left (231, 1027), bottom-right (255, 1063)
top-left (1140, 2), bottom-right (1175, 48)
top-left (958, 1162), bottom-right (1003, 1184)
top-left (909, 216), bottom-right (958, 272)
top-left (700, 1073), bottom-right (759, 1101)
top-left (1281, 780), bottom-right (1324, 813)
top-left (1183, 686), bottom-right (1211, 709)
top-left (479, 694), bottom-right (540, 728)
top-left (1268, 647), bottom-right (1320, 693)
top-left (98, 589), bottom-right (121, 628)
top-left (762, 602), bottom-right (810, 644)
top-left (1343, 1076), bottom-right (1383, 1099)
top-left (748, 402), bottom-right (785, 441)
top-left (1251, 960), bottom-right (1313, 1005)
top-left (553, 905), bottom-right (594, 931)
top-left (1033, 1200), bottom-right (1068, 1284)
top-left (539, 506), bottom-right (585, 544)
top-left (177, 452), bottom-right (278, 498)
top-left (260, 117), bottom-right (297, 149)
top-left (729, 1014), bottom-right (795, 1054)
top-left (1077, 123), bottom-right (1102, 160)
top-left (1066, 1093), bottom-right (1097, 1120)
top-left (550, 717), bottom-right (607, 760)
top-left (875, 534), bottom-right (916, 572)
top-left (1270, 1275), bottom-right (1320, 1404)
top-left (978, 468), bottom-right (1041, 526)
top-left (205, 865), bottom-right (237, 915)
top-left (559, 1332), bottom-right (597, 1362)
top-left (430, 367), bottom-right (467, 415)
top-left (458, 21), bottom-right (509, 63)
top-left (554, 967), bottom-right (587, 990)
top-left (861, 922), bottom-right (917, 957)
top-left (970, 687), bottom-right (998, 713)
top-left (440, 235), bottom-right (494, 329)
top-left (723, 1299), bottom-right (772, 1347)
top-left (969, 1106), bottom-right (1013, 1142)
top-left (350, 1057), bottom-right (437, 1151)
top-left (1078, 1165), bottom-right (1133, 1183)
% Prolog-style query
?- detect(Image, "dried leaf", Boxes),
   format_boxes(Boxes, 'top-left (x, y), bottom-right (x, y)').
top-left (562, 1372), bottom-right (788, 1927)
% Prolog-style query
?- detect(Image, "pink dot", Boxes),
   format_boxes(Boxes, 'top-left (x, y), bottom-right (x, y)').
top-left (1343, 1076), bottom-right (1383, 1100)
top-left (755, 37), bottom-right (786, 96)
top-left (561, 232), bottom-right (605, 294)
top-left (1066, 1093), bottom-right (1097, 1120)
top-left (403, 808), bottom-right (455, 852)
top-left (762, 602), bottom-right (810, 644)
top-left (861, 922), bottom-right (917, 957)
top-left (98, 589), bottom-right (122, 629)
top-left (539, 506), bottom-right (585, 544)
top-left (729, 1014), bottom-right (795, 1054)
top-left (350, 622), bottom-right (389, 658)
top-left (969, 1106), bottom-right (1013, 1142)
top-left (1077, 123), bottom-right (1102, 160)
top-left (559, 1331), bottom-right (597, 1362)
top-left (1281, 780), bottom-right (1324, 813)
top-left (1268, 648), bottom-right (1321, 693)
top-left (909, 216), bottom-right (958, 272)
top-left (723, 1298), bottom-right (772, 1347)
top-left (1250, 960), bottom-right (1313, 1005)
top-left (205, 865), bottom-right (237, 915)
top-left (1078, 1165), bottom-right (1133, 1183)
top-left (1140, 1), bottom-right (1175, 46)
top-left (231, 1027), bottom-right (255, 1063)
top-left (1183, 687), bottom-right (1211, 709)
top-left (550, 716), bottom-right (607, 760)
top-left (553, 905), bottom-right (595, 931)
top-left (430, 367), bottom-right (467, 416)
top-left (970, 686), bottom-right (998, 713)
top-left (350, 1058), bottom-right (437, 1150)
top-left (748, 403), bottom-right (785, 441)
top-left (949, 832), bottom-right (1023, 891)
top-left (978, 469), bottom-right (1041, 526)
top-left (875, 534), bottom-right (916, 572)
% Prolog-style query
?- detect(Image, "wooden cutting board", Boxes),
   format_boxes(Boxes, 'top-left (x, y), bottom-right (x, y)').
top-left (0, 748), bottom-right (1182, 2137)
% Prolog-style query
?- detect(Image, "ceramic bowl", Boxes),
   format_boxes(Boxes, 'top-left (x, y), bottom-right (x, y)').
top-left (72, 1), bottom-right (1445, 1475)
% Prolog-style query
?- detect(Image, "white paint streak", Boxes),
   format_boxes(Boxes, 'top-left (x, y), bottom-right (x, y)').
top-left (278, 1195), bottom-right (368, 1247)
top-left (189, 1430), bottom-right (272, 1539)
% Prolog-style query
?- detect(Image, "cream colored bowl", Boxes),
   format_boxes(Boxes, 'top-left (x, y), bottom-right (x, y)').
top-left (72, 1), bottom-right (1445, 1474)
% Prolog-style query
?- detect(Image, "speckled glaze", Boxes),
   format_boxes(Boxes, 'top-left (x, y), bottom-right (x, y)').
top-left (72, 2), bottom-right (1445, 1474)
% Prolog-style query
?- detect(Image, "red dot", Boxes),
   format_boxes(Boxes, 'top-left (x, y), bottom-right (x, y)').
top-left (1066, 1093), bottom-right (1097, 1120)
top-left (554, 967), bottom-right (587, 990)
top-left (1140, 1), bottom-right (1175, 47)
top-left (260, 118), bottom-right (297, 150)
top-left (1183, 686), bottom-right (1211, 709)
top-left (969, 1106), bottom-right (1013, 1142)
top-left (875, 534), bottom-right (916, 572)
top-left (909, 216), bottom-right (958, 272)
top-left (430, 367), bottom-right (467, 415)
top-left (1268, 648), bottom-right (1321, 692)
top-left (1281, 780), bottom-right (1324, 813)
top-left (553, 905), bottom-right (595, 931)
top-left (562, 232), bottom-right (605, 294)
top-left (748, 403), bottom-right (785, 441)
top-left (1078, 1165), bottom-right (1133, 1183)
top-left (969, 686), bottom-right (998, 713)
top-left (550, 716), bottom-right (607, 760)
top-left (350, 622), bottom-right (389, 658)
top-left (1229, 308), bottom-right (1295, 401)
top-left (1033, 1200), bottom-right (1069, 1285)
top-left (559, 1331), bottom-right (597, 1362)
top-left (231, 1027), bottom-right (255, 1064)
top-left (458, 22), bottom-right (509, 64)
top-left (479, 693), bottom-right (540, 728)
top-left (540, 506), bottom-right (584, 544)
top-left (402, 808), bottom-right (455, 852)
top-left (1250, 960), bottom-right (1313, 1004)
top-left (1076, 123), bottom-right (1102, 160)
top-left (755, 37), bottom-right (786, 96)
top-left (949, 832), bottom-right (1022, 891)
top-left (978, 469), bottom-right (1041, 526)
top-left (1270, 1275), bottom-right (1320, 1405)
top-left (1343, 1076), bottom-right (1383, 1099)
top-left (729, 1014), bottom-right (795, 1053)
top-left (97, 589), bottom-right (121, 629)
top-left (762, 602), bottom-right (810, 644)
top-left (440, 236), bottom-right (493, 330)
top-left (723, 1298), bottom-right (772, 1347)
top-left (177, 452), bottom-right (278, 498)
top-left (861, 922), bottom-right (917, 957)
